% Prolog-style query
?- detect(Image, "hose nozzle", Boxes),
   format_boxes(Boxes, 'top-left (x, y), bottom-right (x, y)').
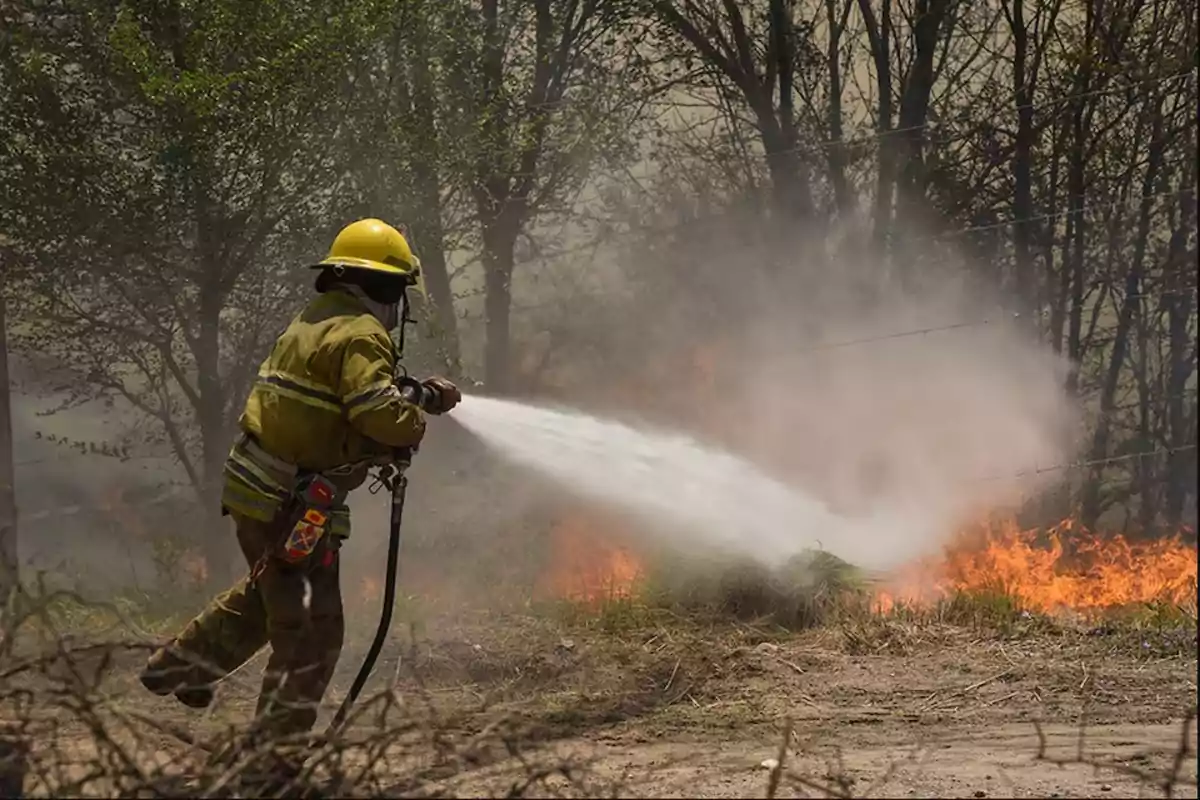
top-left (395, 376), bottom-right (433, 409)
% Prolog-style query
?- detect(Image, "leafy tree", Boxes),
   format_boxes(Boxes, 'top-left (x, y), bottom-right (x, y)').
top-left (0, 0), bottom-right (392, 580)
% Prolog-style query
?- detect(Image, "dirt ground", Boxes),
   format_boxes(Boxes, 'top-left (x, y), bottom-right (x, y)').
top-left (398, 618), bottom-right (1199, 799)
top-left (5, 611), bottom-right (1197, 798)
top-left (4, 609), bottom-right (1185, 796)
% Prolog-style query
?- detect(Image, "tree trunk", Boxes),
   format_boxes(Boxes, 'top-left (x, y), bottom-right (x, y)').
top-left (892, 0), bottom-right (952, 290)
top-left (482, 221), bottom-right (518, 392)
top-left (1163, 185), bottom-right (1197, 528)
top-left (858, 0), bottom-right (894, 263)
top-left (1134, 286), bottom-right (1154, 534)
top-left (0, 273), bottom-right (17, 601)
top-left (1041, 117), bottom-right (1070, 347)
top-left (1007, 0), bottom-right (1036, 320)
top-left (1043, 121), bottom-right (1065, 348)
top-left (1063, 0), bottom-right (1096, 396)
top-left (825, 0), bottom-right (853, 218)
top-left (475, 0), bottom-right (516, 393)
top-left (408, 6), bottom-right (460, 374)
top-left (764, 0), bottom-right (813, 223)
top-left (895, 0), bottom-right (950, 194)
top-left (196, 277), bottom-right (236, 586)
top-left (410, 176), bottom-right (460, 375)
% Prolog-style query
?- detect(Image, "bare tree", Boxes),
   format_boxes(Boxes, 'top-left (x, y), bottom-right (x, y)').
top-left (440, 0), bottom-right (645, 390)
top-left (650, 0), bottom-right (820, 226)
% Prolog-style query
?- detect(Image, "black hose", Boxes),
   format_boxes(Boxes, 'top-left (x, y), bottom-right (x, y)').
top-left (322, 376), bottom-right (424, 740)
top-left (325, 467), bottom-right (408, 738)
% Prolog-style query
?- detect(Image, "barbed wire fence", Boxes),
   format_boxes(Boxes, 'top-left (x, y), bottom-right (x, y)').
top-left (503, 66), bottom-right (1200, 540)
top-left (11, 258), bottom-right (1197, 529)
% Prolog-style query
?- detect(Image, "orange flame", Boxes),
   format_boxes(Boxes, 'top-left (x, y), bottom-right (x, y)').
top-left (536, 513), bottom-right (642, 605)
top-left (875, 517), bottom-right (1198, 616)
top-left (519, 336), bottom-right (1197, 621)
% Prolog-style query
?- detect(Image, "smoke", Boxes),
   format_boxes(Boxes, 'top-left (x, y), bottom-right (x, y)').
top-left (452, 393), bottom-right (951, 573)
top-left (723, 301), bottom-right (1079, 568)
top-left (2, 213), bottom-right (1082, 606)
top-left (7, 390), bottom-right (176, 592)
top-left (328, 216), bottom-right (1084, 600)
top-left (468, 216), bottom-right (1084, 576)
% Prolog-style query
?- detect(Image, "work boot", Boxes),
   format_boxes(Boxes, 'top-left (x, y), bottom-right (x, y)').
top-left (139, 644), bottom-right (217, 710)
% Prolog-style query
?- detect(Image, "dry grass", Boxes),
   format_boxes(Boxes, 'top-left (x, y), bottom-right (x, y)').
top-left (1, 584), bottom-right (624, 798)
top-left (1, 557), bottom-right (1196, 798)
top-left (556, 552), bottom-right (1197, 658)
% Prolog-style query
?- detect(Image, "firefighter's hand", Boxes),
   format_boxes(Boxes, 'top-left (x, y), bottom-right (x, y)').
top-left (420, 376), bottom-right (461, 415)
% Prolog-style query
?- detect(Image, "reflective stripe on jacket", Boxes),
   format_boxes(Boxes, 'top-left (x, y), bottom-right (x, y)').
top-left (220, 289), bottom-right (426, 535)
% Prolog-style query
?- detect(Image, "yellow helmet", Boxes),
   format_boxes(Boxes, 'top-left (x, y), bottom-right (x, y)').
top-left (314, 218), bottom-right (422, 281)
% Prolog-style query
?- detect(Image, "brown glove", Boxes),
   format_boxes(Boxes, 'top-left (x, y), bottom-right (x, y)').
top-left (420, 376), bottom-right (462, 415)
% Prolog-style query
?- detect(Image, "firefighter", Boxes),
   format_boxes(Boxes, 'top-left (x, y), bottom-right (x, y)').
top-left (138, 219), bottom-right (460, 781)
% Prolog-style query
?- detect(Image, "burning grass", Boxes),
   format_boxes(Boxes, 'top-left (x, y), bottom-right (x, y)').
top-left (6, 509), bottom-right (1195, 791)
top-left (876, 516), bottom-right (1198, 616)
top-left (6, 471), bottom-right (1196, 796)
top-left (532, 512), bottom-right (1198, 644)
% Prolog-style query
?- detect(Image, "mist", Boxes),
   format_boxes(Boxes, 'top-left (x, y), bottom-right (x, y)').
top-left (438, 223), bottom-right (1084, 579)
top-left (723, 280), bottom-right (1081, 571)
top-left (6, 219), bottom-right (1083, 614)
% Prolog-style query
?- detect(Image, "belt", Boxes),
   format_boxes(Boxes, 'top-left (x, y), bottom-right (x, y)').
top-left (236, 432), bottom-right (372, 484)
top-left (237, 433), bottom-right (300, 481)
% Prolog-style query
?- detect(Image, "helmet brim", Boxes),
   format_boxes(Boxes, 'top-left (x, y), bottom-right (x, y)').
top-left (311, 256), bottom-right (416, 276)
top-left (310, 257), bottom-right (428, 300)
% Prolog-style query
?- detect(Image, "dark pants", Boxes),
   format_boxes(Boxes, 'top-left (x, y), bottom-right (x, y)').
top-left (141, 510), bottom-right (345, 740)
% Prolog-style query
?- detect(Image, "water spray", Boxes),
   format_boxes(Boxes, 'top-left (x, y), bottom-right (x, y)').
top-left (447, 394), bottom-right (935, 574)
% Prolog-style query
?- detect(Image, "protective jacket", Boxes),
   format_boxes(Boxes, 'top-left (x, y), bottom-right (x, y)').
top-left (221, 289), bottom-right (426, 537)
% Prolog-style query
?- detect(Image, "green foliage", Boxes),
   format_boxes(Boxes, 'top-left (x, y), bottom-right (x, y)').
top-left (336, 0), bottom-right (650, 381)
top-left (0, 0), bottom-right (393, 492)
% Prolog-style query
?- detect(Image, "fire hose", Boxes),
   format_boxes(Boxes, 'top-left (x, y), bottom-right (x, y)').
top-left (323, 377), bottom-right (435, 739)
